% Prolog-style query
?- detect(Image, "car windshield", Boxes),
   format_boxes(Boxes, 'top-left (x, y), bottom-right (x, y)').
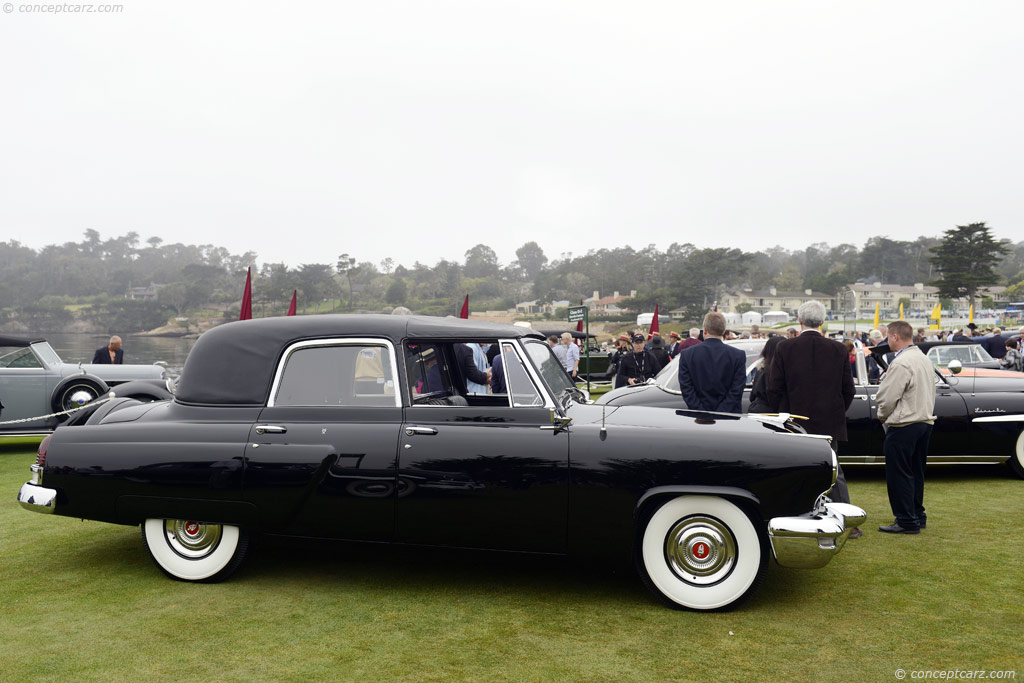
top-left (30, 342), bottom-right (62, 366)
top-left (652, 338), bottom-right (767, 392)
top-left (523, 340), bottom-right (574, 396)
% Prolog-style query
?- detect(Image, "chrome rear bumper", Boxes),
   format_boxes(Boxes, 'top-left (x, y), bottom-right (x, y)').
top-left (769, 502), bottom-right (866, 569)
top-left (18, 480), bottom-right (57, 514)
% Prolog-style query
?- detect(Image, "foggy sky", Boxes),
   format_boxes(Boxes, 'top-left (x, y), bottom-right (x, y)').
top-left (1, 1), bottom-right (1021, 270)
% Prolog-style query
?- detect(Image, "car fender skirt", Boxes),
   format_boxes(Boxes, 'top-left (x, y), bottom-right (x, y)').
top-left (117, 496), bottom-right (258, 527)
top-left (636, 485), bottom-right (761, 518)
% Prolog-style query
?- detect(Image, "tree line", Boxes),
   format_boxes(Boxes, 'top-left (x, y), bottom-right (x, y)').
top-left (1, 223), bottom-right (1020, 333)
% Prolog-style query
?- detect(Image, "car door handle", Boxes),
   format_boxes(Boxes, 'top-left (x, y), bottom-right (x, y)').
top-left (854, 395), bottom-right (868, 401)
top-left (255, 425), bottom-right (287, 435)
top-left (405, 426), bottom-right (438, 436)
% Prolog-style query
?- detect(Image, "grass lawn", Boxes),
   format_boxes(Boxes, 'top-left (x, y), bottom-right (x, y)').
top-left (2, 437), bottom-right (1022, 681)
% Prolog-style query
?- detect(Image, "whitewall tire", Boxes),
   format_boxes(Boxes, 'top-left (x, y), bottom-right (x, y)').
top-left (637, 495), bottom-right (768, 611)
top-left (1010, 430), bottom-right (1024, 479)
top-left (142, 519), bottom-right (249, 582)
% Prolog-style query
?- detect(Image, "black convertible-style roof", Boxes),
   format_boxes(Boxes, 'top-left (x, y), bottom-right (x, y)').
top-left (174, 315), bottom-right (543, 406)
top-left (0, 336), bottom-right (45, 347)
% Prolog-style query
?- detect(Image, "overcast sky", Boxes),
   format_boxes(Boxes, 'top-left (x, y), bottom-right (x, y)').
top-left (1, 1), bottom-right (1021, 271)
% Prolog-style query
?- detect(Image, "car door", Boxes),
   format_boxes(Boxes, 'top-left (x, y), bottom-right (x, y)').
top-left (243, 338), bottom-right (403, 541)
top-left (397, 339), bottom-right (569, 553)
top-left (0, 345), bottom-right (48, 425)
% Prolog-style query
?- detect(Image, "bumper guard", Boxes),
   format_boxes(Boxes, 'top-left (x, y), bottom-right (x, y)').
top-left (769, 501), bottom-right (866, 569)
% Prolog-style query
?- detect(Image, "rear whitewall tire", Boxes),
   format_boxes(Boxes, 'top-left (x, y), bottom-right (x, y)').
top-left (637, 495), bottom-right (768, 611)
top-left (1010, 430), bottom-right (1024, 479)
top-left (142, 519), bottom-right (249, 582)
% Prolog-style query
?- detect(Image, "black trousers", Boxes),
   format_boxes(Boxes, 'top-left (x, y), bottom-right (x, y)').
top-left (883, 422), bottom-right (933, 529)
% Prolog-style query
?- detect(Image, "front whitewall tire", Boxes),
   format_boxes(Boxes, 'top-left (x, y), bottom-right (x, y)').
top-left (639, 495), bottom-right (767, 611)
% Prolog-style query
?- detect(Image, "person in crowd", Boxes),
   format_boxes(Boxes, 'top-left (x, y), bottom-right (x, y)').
top-left (617, 333), bottom-right (662, 386)
top-left (786, 328), bottom-right (798, 339)
top-left (610, 335), bottom-right (631, 388)
top-left (92, 336), bottom-right (124, 364)
top-left (876, 320), bottom-right (937, 534)
top-left (560, 332), bottom-right (580, 379)
top-left (648, 334), bottom-right (671, 369)
top-left (982, 327), bottom-right (1007, 359)
top-left (748, 336), bottom-right (783, 413)
top-left (490, 344), bottom-right (510, 393)
top-left (767, 300), bottom-right (859, 535)
top-left (724, 330), bottom-right (737, 340)
top-left (1000, 338), bottom-right (1023, 372)
top-left (666, 331), bottom-right (682, 358)
top-left (914, 328), bottom-right (926, 343)
top-left (749, 324), bottom-right (761, 339)
top-left (548, 335), bottom-right (567, 369)
top-left (679, 328), bottom-right (702, 351)
top-left (843, 339), bottom-right (857, 377)
top-left (677, 311), bottom-right (746, 413)
top-left (459, 343), bottom-right (491, 394)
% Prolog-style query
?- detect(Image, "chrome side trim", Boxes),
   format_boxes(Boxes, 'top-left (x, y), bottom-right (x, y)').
top-left (18, 481), bottom-right (57, 514)
top-left (972, 415), bottom-right (1024, 423)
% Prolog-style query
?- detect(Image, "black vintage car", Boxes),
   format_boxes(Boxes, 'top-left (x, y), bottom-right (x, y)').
top-left (18, 315), bottom-right (864, 611)
top-left (598, 340), bottom-right (1024, 479)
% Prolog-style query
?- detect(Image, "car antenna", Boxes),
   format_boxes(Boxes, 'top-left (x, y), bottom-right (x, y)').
top-left (600, 404), bottom-right (608, 441)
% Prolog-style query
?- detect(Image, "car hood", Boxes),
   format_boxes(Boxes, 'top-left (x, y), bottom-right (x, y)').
top-left (73, 363), bottom-right (167, 381)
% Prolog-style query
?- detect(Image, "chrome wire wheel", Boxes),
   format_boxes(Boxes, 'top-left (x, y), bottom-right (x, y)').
top-left (638, 496), bottom-right (768, 611)
top-left (142, 518), bottom-right (249, 583)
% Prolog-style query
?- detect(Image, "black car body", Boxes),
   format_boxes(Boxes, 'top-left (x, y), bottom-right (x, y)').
top-left (598, 340), bottom-right (1024, 478)
top-left (19, 315), bottom-right (864, 611)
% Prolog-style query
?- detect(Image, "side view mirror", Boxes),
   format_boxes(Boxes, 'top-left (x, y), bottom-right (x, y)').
top-left (947, 360), bottom-right (963, 375)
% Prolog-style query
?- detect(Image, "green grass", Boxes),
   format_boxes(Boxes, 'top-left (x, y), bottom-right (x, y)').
top-left (2, 438), bottom-right (1022, 681)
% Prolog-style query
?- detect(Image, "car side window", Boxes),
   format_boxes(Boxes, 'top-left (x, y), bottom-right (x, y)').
top-left (501, 343), bottom-right (544, 407)
top-left (273, 343), bottom-right (396, 407)
top-left (0, 347), bottom-right (42, 369)
top-left (406, 343), bottom-right (455, 403)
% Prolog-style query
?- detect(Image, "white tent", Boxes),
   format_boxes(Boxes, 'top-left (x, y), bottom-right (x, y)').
top-left (723, 312), bottom-right (742, 326)
top-left (763, 310), bottom-right (790, 325)
top-left (741, 311), bottom-right (762, 325)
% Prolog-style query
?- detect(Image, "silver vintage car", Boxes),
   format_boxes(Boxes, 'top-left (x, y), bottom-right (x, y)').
top-left (0, 335), bottom-right (174, 434)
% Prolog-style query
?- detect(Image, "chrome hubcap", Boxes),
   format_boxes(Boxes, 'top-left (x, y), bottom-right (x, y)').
top-left (165, 520), bottom-right (222, 558)
top-left (66, 389), bottom-right (95, 408)
top-left (665, 515), bottom-right (737, 584)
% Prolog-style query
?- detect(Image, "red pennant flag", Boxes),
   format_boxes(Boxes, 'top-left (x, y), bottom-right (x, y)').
top-left (576, 298), bottom-right (584, 333)
top-left (649, 304), bottom-right (659, 339)
top-left (459, 294), bottom-right (469, 319)
top-left (287, 290), bottom-right (297, 316)
top-left (239, 267), bottom-right (252, 320)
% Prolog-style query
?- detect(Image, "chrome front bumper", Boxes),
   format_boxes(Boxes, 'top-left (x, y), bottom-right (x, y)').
top-left (768, 502), bottom-right (866, 569)
top-left (18, 466), bottom-right (57, 514)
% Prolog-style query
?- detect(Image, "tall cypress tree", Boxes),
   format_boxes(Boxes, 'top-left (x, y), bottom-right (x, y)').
top-left (929, 222), bottom-right (1011, 308)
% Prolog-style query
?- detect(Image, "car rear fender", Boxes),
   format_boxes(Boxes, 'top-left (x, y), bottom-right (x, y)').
top-left (116, 496), bottom-right (258, 527)
top-left (109, 379), bottom-right (174, 401)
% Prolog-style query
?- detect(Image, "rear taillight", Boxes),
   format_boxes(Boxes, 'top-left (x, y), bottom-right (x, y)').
top-left (36, 435), bottom-right (51, 467)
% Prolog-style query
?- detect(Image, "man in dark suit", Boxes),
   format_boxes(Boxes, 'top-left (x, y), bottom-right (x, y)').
top-left (677, 312), bottom-right (746, 413)
top-left (92, 336), bottom-right (124, 364)
top-left (767, 301), bottom-right (859, 534)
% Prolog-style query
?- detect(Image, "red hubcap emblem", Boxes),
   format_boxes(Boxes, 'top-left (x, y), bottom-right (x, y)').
top-left (184, 522), bottom-right (200, 536)
top-left (693, 542), bottom-right (709, 559)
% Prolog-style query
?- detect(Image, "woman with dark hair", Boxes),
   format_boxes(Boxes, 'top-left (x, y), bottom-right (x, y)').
top-left (748, 336), bottom-right (784, 413)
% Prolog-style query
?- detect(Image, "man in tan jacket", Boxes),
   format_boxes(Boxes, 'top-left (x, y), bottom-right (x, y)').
top-left (875, 320), bottom-right (936, 534)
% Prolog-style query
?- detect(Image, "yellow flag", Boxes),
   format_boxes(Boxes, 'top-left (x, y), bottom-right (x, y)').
top-left (929, 302), bottom-right (942, 330)
top-left (873, 302), bottom-right (880, 329)
top-left (969, 305), bottom-right (974, 324)
top-left (899, 302), bottom-right (904, 321)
